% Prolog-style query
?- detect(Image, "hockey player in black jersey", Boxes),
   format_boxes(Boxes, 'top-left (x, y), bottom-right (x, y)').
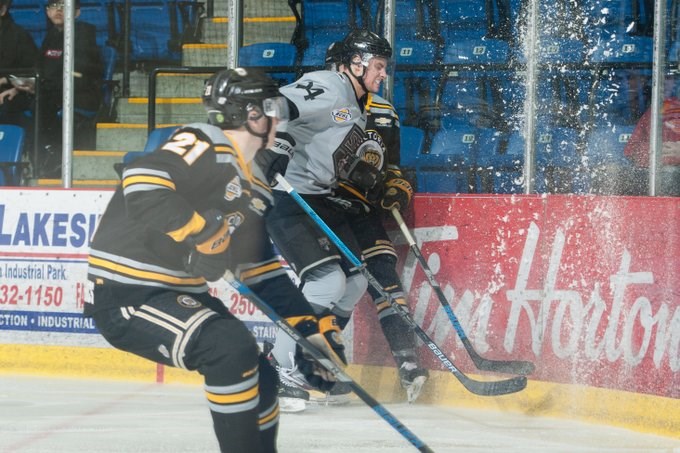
top-left (84, 68), bottom-right (346, 453)
top-left (266, 30), bottom-right (428, 412)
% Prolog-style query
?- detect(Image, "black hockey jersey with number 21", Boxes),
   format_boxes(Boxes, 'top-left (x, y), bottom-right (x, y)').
top-left (87, 123), bottom-right (275, 299)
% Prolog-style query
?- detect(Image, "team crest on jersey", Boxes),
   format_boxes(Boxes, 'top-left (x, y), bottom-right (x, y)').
top-left (357, 130), bottom-right (385, 168)
top-left (249, 197), bottom-right (267, 215)
top-left (226, 212), bottom-right (245, 233)
top-left (177, 295), bottom-right (202, 308)
top-left (332, 108), bottom-right (352, 123)
top-left (225, 176), bottom-right (242, 201)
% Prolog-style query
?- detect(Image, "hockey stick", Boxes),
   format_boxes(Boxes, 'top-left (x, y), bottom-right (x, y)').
top-left (391, 208), bottom-right (536, 376)
top-left (224, 272), bottom-right (434, 453)
top-left (274, 174), bottom-right (527, 396)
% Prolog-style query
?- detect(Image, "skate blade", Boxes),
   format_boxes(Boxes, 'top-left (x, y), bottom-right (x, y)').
top-left (279, 397), bottom-right (306, 413)
top-left (406, 376), bottom-right (427, 403)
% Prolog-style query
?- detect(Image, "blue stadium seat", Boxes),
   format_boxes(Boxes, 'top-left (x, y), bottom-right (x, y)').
top-left (477, 129), bottom-right (525, 193)
top-left (588, 34), bottom-right (654, 64)
top-left (584, 124), bottom-right (636, 167)
top-left (399, 126), bottom-right (425, 168)
top-left (588, 35), bottom-right (653, 125)
top-left (536, 37), bottom-right (587, 64)
top-left (239, 43), bottom-right (297, 66)
top-left (116, 0), bottom-right (179, 62)
top-left (239, 43), bottom-right (298, 86)
top-left (300, 32), bottom-right (344, 67)
top-left (114, 126), bottom-right (178, 177)
top-left (583, 123), bottom-right (644, 194)
top-left (438, 0), bottom-right (488, 42)
top-left (443, 38), bottom-right (511, 65)
top-left (10, 4), bottom-right (46, 46)
top-left (0, 125), bottom-right (28, 186)
top-left (585, 0), bottom-right (651, 37)
top-left (392, 39), bottom-right (439, 126)
top-left (534, 127), bottom-right (588, 193)
top-left (414, 120), bottom-right (477, 193)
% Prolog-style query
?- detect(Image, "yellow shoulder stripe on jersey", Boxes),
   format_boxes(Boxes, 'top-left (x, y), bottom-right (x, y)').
top-left (88, 256), bottom-right (206, 285)
top-left (167, 211), bottom-right (206, 242)
top-left (122, 174), bottom-right (176, 190)
top-left (365, 92), bottom-right (397, 112)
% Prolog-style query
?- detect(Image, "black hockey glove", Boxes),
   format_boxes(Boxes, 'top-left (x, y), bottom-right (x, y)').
top-left (292, 315), bottom-right (347, 392)
top-left (253, 147), bottom-right (290, 186)
top-left (184, 209), bottom-right (230, 282)
top-left (380, 167), bottom-right (413, 213)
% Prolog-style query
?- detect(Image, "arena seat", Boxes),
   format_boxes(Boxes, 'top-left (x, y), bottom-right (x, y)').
top-left (392, 38), bottom-right (439, 126)
top-left (583, 123), bottom-right (646, 194)
top-left (239, 43), bottom-right (298, 86)
top-left (114, 126), bottom-right (178, 177)
top-left (414, 120), bottom-right (477, 193)
top-left (0, 125), bottom-right (29, 186)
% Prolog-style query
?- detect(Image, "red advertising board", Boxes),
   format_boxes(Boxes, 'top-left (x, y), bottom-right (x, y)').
top-left (352, 194), bottom-right (679, 399)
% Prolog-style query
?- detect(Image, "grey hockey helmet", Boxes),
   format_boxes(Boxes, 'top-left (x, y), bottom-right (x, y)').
top-left (202, 67), bottom-right (288, 130)
top-left (340, 29), bottom-right (392, 68)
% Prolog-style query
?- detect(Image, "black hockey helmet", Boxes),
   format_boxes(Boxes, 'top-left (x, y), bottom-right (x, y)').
top-left (324, 41), bottom-right (345, 70)
top-left (202, 67), bottom-right (287, 130)
top-left (340, 29), bottom-right (392, 68)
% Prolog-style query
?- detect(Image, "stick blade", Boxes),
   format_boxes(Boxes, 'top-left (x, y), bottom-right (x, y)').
top-left (462, 375), bottom-right (528, 396)
top-left (474, 357), bottom-right (536, 376)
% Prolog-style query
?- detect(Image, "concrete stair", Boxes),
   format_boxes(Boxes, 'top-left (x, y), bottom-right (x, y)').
top-left (56, 0), bottom-right (296, 188)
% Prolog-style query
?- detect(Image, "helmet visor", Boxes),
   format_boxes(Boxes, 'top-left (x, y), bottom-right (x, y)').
top-left (262, 96), bottom-right (289, 122)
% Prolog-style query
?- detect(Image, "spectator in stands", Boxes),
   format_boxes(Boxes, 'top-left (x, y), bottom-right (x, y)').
top-left (4, 0), bottom-right (103, 177)
top-left (0, 0), bottom-right (39, 128)
top-left (624, 74), bottom-right (680, 196)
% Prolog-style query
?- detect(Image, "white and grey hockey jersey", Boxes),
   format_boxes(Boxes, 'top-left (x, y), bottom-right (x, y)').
top-left (273, 70), bottom-right (386, 195)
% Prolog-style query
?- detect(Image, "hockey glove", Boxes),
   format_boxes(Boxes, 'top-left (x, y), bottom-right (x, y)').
top-left (380, 167), bottom-right (413, 213)
top-left (292, 315), bottom-right (347, 392)
top-left (184, 209), bottom-right (230, 282)
top-left (253, 147), bottom-right (290, 186)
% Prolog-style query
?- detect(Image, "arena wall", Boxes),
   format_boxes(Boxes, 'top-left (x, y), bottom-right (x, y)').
top-left (0, 188), bottom-right (678, 438)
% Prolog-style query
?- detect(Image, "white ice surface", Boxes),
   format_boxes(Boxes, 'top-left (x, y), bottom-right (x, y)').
top-left (0, 376), bottom-right (678, 453)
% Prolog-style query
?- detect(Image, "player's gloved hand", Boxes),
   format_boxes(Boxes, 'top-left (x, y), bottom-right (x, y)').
top-left (184, 209), bottom-right (230, 281)
top-left (292, 315), bottom-right (347, 392)
top-left (380, 166), bottom-right (413, 213)
top-left (254, 147), bottom-right (290, 186)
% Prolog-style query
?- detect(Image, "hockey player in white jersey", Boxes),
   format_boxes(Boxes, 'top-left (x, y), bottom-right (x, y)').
top-left (266, 29), bottom-right (428, 412)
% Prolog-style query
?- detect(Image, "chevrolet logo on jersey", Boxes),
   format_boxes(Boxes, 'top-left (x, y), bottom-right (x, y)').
top-left (332, 108), bottom-right (352, 123)
top-left (250, 197), bottom-right (267, 215)
top-left (224, 176), bottom-right (242, 201)
top-left (374, 117), bottom-right (392, 127)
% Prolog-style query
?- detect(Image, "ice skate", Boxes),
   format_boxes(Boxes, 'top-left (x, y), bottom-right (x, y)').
top-left (267, 345), bottom-right (312, 413)
top-left (309, 381), bottom-right (352, 406)
top-left (398, 361), bottom-right (429, 403)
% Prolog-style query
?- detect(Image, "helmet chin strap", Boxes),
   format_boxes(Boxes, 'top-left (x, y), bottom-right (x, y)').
top-left (347, 63), bottom-right (368, 94)
top-left (245, 116), bottom-right (272, 150)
